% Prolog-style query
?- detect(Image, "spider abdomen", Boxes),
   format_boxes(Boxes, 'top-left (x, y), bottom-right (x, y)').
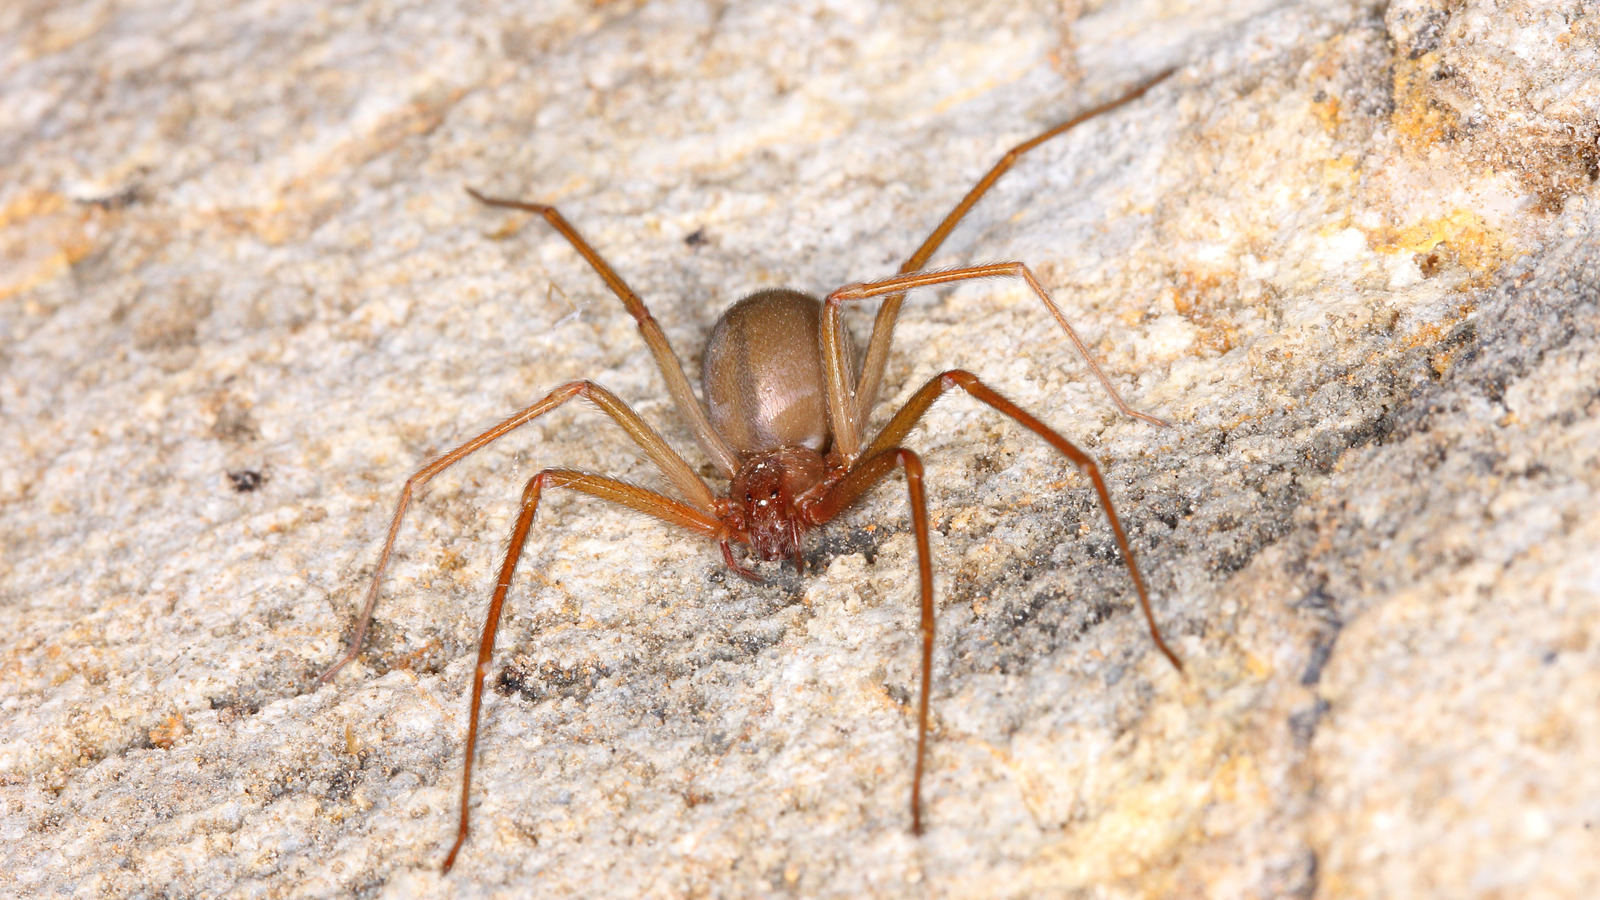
top-left (701, 288), bottom-right (841, 457)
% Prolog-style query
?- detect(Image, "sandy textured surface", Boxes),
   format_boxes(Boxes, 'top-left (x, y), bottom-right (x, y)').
top-left (3, 0), bottom-right (1597, 897)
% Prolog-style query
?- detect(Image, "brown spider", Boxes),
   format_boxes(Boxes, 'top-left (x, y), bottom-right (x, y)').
top-left (318, 68), bottom-right (1183, 873)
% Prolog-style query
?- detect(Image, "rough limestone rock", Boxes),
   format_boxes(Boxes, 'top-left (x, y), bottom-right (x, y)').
top-left (3, 0), bottom-right (1596, 897)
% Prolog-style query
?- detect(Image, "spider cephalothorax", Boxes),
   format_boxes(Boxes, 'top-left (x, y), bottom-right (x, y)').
top-left (725, 442), bottom-right (831, 564)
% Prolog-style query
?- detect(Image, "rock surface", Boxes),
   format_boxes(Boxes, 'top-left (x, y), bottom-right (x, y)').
top-left (2, 0), bottom-right (1596, 897)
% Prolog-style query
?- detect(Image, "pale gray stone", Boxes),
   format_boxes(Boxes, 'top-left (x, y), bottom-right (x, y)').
top-left (2, 0), bottom-right (1595, 897)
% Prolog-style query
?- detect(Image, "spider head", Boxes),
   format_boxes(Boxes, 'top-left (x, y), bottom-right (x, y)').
top-left (729, 447), bottom-right (826, 563)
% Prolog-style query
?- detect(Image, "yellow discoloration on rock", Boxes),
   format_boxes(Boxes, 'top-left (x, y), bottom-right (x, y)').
top-left (148, 714), bottom-right (188, 750)
top-left (1310, 93), bottom-right (1342, 132)
top-left (1391, 52), bottom-right (1456, 152)
top-left (1164, 267), bottom-right (1243, 356)
top-left (0, 190), bottom-right (98, 303)
top-left (1365, 209), bottom-right (1520, 283)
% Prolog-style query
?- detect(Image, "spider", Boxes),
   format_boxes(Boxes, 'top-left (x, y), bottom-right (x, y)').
top-left (318, 68), bottom-right (1183, 873)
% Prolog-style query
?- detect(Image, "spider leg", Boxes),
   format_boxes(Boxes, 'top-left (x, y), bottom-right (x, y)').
top-left (720, 540), bottom-right (765, 584)
top-left (444, 468), bottom-right (722, 873)
top-left (823, 261), bottom-right (1167, 462)
top-left (466, 187), bottom-right (740, 476)
top-left (866, 367), bottom-right (1181, 673)
top-left (320, 380), bottom-right (714, 684)
top-left (805, 447), bottom-right (934, 834)
top-left (853, 68), bottom-right (1175, 420)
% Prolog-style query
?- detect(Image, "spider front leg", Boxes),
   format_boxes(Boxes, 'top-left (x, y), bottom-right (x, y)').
top-left (466, 188), bottom-right (740, 476)
top-left (822, 261), bottom-right (1168, 462)
top-left (804, 447), bottom-right (935, 833)
top-left (851, 69), bottom-right (1176, 419)
top-left (444, 468), bottom-right (724, 873)
top-left (866, 368), bottom-right (1182, 673)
